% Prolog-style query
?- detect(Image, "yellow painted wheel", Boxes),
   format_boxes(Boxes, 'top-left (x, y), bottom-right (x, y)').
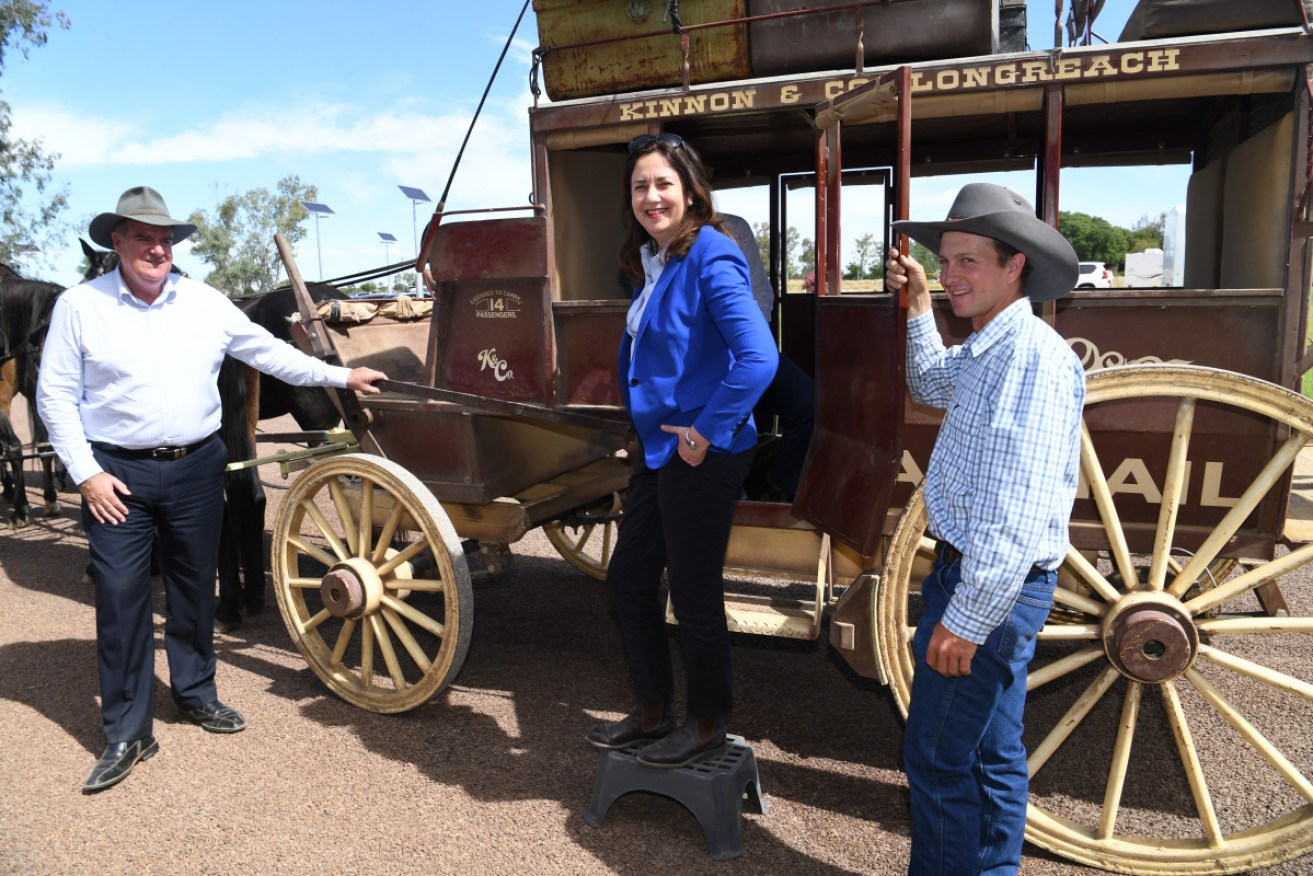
top-left (542, 491), bottom-right (625, 580)
top-left (272, 453), bottom-right (473, 713)
top-left (878, 365), bottom-right (1313, 874)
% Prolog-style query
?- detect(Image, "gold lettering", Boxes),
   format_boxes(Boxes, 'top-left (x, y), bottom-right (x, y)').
top-left (909, 71), bottom-right (932, 93)
top-left (848, 77), bottom-right (869, 92)
top-left (1054, 58), bottom-right (1082, 80)
top-left (659, 97), bottom-right (682, 117)
top-left (1106, 458), bottom-right (1162, 503)
top-left (1085, 55), bottom-right (1117, 78)
top-left (1146, 48), bottom-right (1181, 72)
top-left (825, 80), bottom-right (846, 99)
top-left (937, 69), bottom-right (960, 90)
top-left (731, 88), bottom-right (756, 109)
top-left (780, 85), bottom-right (800, 105)
top-left (684, 94), bottom-right (706, 114)
top-left (1021, 61), bottom-right (1052, 83)
top-left (964, 67), bottom-right (989, 88)
top-left (1120, 52), bottom-right (1144, 74)
top-left (996, 63), bottom-right (1017, 85)
top-left (643, 100), bottom-right (659, 117)
top-left (710, 93), bottom-right (729, 111)
top-left (619, 103), bottom-right (642, 122)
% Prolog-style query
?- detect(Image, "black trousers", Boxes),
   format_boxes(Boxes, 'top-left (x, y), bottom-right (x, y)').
top-left (85, 437), bottom-right (227, 743)
top-left (605, 446), bottom-right (752, 720)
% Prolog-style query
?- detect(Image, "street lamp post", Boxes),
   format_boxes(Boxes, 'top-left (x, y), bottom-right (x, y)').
top-left (398, 185), bottom-right (431, 295)
top-left (300, 200), bottom-right (335, 281)
top-left (377, 232), bottom-right (397, 291)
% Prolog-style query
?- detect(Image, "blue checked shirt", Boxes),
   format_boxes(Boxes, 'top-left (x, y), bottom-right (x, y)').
top-left (906, 299), bottom-right (1085, 645)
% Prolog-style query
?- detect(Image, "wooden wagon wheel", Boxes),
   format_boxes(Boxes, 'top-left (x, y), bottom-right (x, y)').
top-left (876, 365), bottom-right (1313, 874)
top-left (542, 490), bottom-right (626, 580)
top-left (272, 453), bottom-right (474, 714)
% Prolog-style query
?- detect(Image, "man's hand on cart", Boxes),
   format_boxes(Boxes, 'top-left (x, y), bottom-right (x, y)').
top-left (346, 367), bottom-right (389, 394)
top-left (885, 247), bottom-right (932, 318)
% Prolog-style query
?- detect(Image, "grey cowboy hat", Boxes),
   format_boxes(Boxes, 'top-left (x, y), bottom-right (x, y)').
top-left (89, 186), bottom-right (197, 250)
top-left (893, 183), bottom-right (1079, 302)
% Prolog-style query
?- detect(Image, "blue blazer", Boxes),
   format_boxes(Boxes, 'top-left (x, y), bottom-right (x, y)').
top-left (619, 226), bottom-right (779, 469)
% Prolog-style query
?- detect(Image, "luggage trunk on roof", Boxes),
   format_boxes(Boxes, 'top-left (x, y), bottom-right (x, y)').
top-left (747, 0), bottom-right (998, 78)
top-left (533, 0), bottom-right (750, 101)
top-left (1119, 0), bottom-right (1313, 40)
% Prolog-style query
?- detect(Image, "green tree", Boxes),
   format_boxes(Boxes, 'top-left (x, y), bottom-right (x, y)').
top-left (1127, 212), bottom-right (1165, 255)
top-left (850, 232), bottom-right (882, 280)
top-left (0, 2), bottom-right (70, 271)
top-left (187, 176), bottom-right (317, 296)
top-left (1059, 210), bottom-right (1131, 269)
top-left (911, 242), bottom-right (939, 280)
top-left (751, 220), bottom-right (771, 278)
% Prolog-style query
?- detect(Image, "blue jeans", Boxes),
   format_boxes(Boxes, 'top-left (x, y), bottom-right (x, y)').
top-left (903, 557), bottom-right (1055, 876)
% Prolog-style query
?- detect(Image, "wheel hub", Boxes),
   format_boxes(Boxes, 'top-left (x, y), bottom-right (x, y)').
top-left (320, 557), bottom-right (384, 619)
top-left (1102, 591), bottom-right (1198, 682)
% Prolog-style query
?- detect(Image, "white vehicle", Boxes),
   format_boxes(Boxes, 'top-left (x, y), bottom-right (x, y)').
top-left (1077, 260), bottom-right (1113, 288)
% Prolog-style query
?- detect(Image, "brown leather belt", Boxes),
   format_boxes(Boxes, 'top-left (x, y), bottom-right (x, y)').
top-left (935, 539), bottom-right (1046, 575)
top-left (91, 434), bottom-right (215, 461)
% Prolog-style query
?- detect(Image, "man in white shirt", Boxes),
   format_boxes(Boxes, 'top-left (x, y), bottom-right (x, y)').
top-left (37, 186), bottom-right (387, 793)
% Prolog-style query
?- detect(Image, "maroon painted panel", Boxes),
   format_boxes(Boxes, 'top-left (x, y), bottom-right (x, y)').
top-left (553, 301), bottom-right (627, 407)
top-left (434, 277), bottom-right (549, 403)
top-left (429, 217), bottom-right (547, 281)
top-left (791, 294), bottom-right (906, 555)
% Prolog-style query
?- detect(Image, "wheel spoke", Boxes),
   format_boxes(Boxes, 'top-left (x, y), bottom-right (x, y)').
top-left (1097, 681), bottom-right (1143, 840)
top-left (330, 618), bottom-right (358, 666)
top-left (302, 499), bottom-right (350, 562)
top-left (367, 613), bottom-right (407, 691)
top-left (380, 592), bottom-right (446, 638)
top-left (1184, 543), bottom-right (1313, 616)
top-left (384, 577), bottom-right (448, 593)
top-left (1051, 585), bottom-right (1107, 619)
top-left (360, 617), bottom-right (375, 690)
top-left (1027, 644), bottom-right (1104, 690)
top-left (1080, 422), bottom-right (1139, 592)
top-left (357, 481), bottom-right (374, 560)
top-left (1197, 616), bottom-right (1313, 635)
top-left (288, 576), bottom-right (322, 589)
top-left (1028, 665), bottom-right (1120, 777)
top-left (1184, 666), bottom-right (1313, 805)
top-left (1036, 623), bottom-right (1100, 641)
top-left (381, 606), bottom-right (433, 672)
top-left (1159, 680), bottom-right (1224, 848)
top-left (289, 534), bottom-right (339, 570)
top-left (371, 500), bottom-right (406, 565)
top-left (328, 478), bottom-right (359, 556)
top-left (1063, 545), bottom-right (1122, 605)
top-left (1147, 398), bottom-right (1195, 592)
top-left (303, 606), bottom-right (331, 632)
top-left (377, 535), bottom-right (430, 577)
top-left (1167, 432), bottom-right (1307, 599)
top-left (1198, 643), bottom-right (1313, 703)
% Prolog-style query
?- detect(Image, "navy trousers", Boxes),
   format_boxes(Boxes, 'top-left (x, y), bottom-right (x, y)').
top-left (605, 447), bottom-right (752, 719)
top-left (85, 436), bottom-right (227, 743)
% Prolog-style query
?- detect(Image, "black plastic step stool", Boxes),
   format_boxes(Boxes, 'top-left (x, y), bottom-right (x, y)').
top-left (584, 734), bottom-right (768, 861)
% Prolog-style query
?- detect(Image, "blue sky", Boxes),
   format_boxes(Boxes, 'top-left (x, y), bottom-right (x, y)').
top-left (8, 0), bottom-right (1158, 286)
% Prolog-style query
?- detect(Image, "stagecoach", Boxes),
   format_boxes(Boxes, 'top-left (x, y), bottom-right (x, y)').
top-left (266, 2), bottom-right (1313, 872)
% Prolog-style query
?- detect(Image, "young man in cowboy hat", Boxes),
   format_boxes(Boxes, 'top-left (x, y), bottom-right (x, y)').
top-left (37, 186), bottom-right (388, 793)
top-left (885, 183), bottom-right (1086, 875)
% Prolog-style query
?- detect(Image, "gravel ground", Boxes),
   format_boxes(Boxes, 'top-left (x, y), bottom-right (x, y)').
top-left (2, 410), bottom-right (1312, 876)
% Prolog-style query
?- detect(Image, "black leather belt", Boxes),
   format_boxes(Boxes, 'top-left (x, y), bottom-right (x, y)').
top-left (935, 540), bottom-right (964, 565)
top-left (934, 538), bottom-right (1046, 575)
top-left (91, 434), bottom-right (215, 461)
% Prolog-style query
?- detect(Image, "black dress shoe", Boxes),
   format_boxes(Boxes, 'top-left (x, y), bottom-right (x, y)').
top-left (83, 736), bottom-right (158, 793)
top-left (586, 707), bottom-right (677, 750)
top-left (176, 700), bottom-right (246, 733)
top-left (636, 718), bottom-right (726, 768)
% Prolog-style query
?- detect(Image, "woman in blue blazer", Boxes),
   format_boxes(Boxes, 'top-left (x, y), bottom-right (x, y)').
top-left (585, 133), bottom-right (778, 767)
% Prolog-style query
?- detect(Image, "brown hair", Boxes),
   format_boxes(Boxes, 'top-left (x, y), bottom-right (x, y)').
top-left (619, 135), bottom-right (725, 284)
top-left (990, 237), bottom-right (1033, 288)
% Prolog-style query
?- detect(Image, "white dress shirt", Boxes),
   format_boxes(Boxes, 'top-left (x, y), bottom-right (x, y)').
top-left (37, 268), bottom-right (351, 485)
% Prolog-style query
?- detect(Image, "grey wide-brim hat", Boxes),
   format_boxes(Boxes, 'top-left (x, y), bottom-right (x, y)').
top-left (88, 186), bottom-right (197, 250)
top-left (892, 183), bottom-right (1079, 302)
